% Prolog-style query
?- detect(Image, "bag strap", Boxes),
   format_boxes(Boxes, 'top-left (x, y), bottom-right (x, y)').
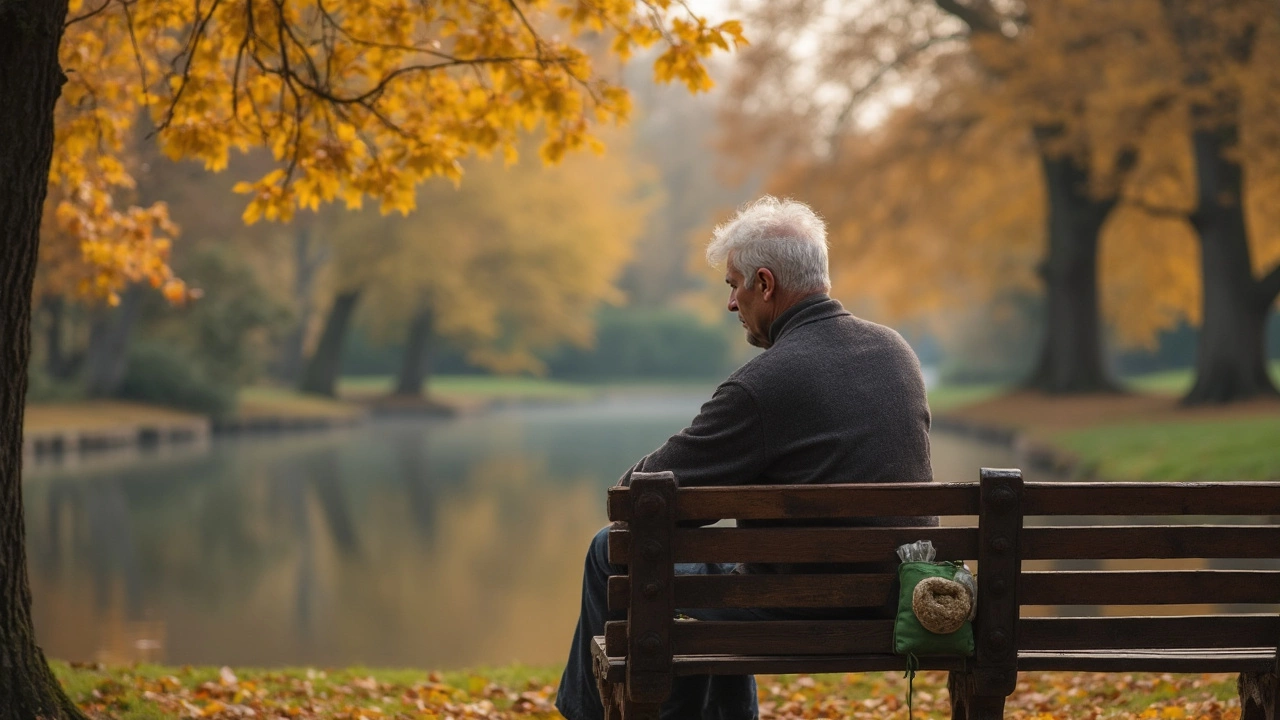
top-left (903, 652), bottom-right (919, 718)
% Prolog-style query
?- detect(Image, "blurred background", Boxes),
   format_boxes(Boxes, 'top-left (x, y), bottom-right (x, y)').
top-left (24, 0), bottom-right (1280, 671)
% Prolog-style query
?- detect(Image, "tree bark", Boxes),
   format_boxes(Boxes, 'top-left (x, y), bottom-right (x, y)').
top-left (1183, 111), bottom-right (1279, 404)
top-left (1025, 133), bottom-right (1120, 394)
top-left (83, 284), bottom-right (144, 397)
top-left (298, 290), bottom-right (361, 397)
top-left (278, 223), bottom-right (327, 384)
top-left (393, 307), bottom-right (435, 397)
top-left (0, 1), bottom-right (88, 718)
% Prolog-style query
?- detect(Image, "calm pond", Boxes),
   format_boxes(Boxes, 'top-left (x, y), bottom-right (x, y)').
top-left (24, 388), bottom-right (1020, 669)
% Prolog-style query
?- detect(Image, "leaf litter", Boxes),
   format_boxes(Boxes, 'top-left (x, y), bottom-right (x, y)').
top-left (57, 663), bottom-right (1242, 720)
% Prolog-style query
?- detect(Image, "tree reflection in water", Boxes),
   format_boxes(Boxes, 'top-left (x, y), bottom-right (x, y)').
top-left (22, 397), bottom-right (720, 668)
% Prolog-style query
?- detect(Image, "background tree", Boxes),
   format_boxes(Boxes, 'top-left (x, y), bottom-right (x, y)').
top-left (1, 0), bottom-right (743, 714)
top-left (361, 136), bottom-right (654, 398)
top-left (720, 0), bottom-right (1186, 394)
top-left (1160, 0), bottom-right (1280, 403)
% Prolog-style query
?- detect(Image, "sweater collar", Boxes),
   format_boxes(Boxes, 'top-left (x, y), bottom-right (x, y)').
top-left (767, 293), bottom-right (848, 346)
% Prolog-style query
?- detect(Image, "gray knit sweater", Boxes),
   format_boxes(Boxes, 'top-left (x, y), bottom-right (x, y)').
top-left (619, 294), bottom-right (935, 573)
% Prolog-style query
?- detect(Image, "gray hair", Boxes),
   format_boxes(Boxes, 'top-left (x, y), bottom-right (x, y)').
top-left (706, 196), bottom-right (831, 293)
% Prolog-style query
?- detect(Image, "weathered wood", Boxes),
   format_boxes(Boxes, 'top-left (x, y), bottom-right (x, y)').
top-left (611, 526), bottom-right (977, 564)
top-left (591, 637), bottom-right (625, 719)
top-left (1021, 525), bottom-right (1280, 559)
top-left (611, 526), bottom-right (976, 564)
top-left (611, 574), bottom-right (897, 610)
top-left (597, 641), bottom-right (1278, 681)
top-left (607, 526), bottom-right (630, 565)
top-left (1023, 482), bottom-right (1280, 516)
top-left (602, 473), bottom-right (1280, 717)
top-left (670, 620), bottom-right (895, 655)
top-left (606, 621), bottom-right (627, 657)
top-left (949, 671), bottom-right (1007, 720)
top-left (1019, 615), bottom-right (1280, 651)
top-left (1019, 649), bottom-right (1277, 673)
top-left (592, 641), bottom-right (968, 682)
top-left (973, 468), bottom-right (1023, 697)
top-left (610, 483), bottom-right (980, 522)
top-left (607, 486), bottom-right (631, 523)
top-left (624, 473), bottom-right (676, 705)
top-left (671, 653), bottom-right (964, 676)
top-left (1238, 621), bottom-right (1279, 720)
top-left (1239, 670), bottom-right (1276, 720)
top-left (1021, 570), bottom-right (1280, 606)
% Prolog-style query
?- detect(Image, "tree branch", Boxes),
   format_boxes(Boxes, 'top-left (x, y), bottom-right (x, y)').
top-left (932, 0), bottom-right (1002, 35)
top-left (65, 0), bottom-right (113, 27)
top-left (827, 31), bottom-right (967, 148)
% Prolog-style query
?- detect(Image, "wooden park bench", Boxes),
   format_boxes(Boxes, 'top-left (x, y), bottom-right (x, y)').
top-left (592, 469), bottom-right (1280, 720)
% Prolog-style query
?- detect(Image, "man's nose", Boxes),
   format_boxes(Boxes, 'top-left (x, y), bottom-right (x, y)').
top-left (727, 295), bottom-right (738, 312)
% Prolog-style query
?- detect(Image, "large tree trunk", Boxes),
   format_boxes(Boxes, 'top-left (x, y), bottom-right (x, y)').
top-left (1183, 111), bottom-right (1279, 404)
top-left (83, 284), bottom-right (144, 397)
top-left (278, 224), bottom-right (327, 384)
top-left (1025, 135), bottom-right (1120, 394)
top-left (0, 1), bottom-right (87, 718)
top-left (393, 307), bottom-right (435, 397)
top-left (298, 290), bottom-right (361, 397)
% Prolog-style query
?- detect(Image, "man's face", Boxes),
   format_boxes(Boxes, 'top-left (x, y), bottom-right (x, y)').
top-left (726, 264), bottom-right (771, 348)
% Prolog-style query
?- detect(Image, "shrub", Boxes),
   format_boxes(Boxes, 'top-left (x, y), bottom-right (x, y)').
top-left (118, 341), bottom-right (235, 416)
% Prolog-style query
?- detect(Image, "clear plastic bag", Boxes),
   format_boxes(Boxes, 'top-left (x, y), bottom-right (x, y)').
top-left (896, 539), bottom-right (937, 563)
top-left (896, 540), bottom-right (977, 621)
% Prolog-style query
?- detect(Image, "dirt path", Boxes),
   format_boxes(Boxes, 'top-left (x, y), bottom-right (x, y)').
top-left (942, 390), bottom-right (1280, 439)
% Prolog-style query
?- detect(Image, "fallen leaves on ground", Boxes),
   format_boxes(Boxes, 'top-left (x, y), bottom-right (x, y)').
top-left (57, 662), bottom-right (1242, 719)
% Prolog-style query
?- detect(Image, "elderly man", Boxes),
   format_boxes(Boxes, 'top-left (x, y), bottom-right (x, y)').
top-left (555, 197), bottom-right (933, 720)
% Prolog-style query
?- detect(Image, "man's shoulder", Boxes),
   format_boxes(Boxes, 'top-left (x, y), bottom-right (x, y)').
top-left (731, 312), bottom-right (923, 395)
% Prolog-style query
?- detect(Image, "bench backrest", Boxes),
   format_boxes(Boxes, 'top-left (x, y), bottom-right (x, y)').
top-left (605, 470), bottom-right (1280, 702)
top-left (1015, 481), bottom-right (1280, 669)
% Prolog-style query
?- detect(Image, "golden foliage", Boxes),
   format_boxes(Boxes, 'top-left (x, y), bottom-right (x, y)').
top-left (354, 131), bottom-right (656, 373)
top-left (738, 0), bottom-right (1280, 349)
top-left (47, 0), bottom-right (744, 304)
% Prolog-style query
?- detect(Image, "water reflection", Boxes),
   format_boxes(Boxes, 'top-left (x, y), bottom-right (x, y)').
top-left (25, 393), bottom-right (1026, 668)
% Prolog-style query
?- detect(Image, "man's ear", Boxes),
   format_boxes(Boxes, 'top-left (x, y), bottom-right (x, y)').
top-left (757, 268), bottom-right (775, 300)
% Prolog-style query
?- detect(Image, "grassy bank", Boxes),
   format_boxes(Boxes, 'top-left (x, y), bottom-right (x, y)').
top-left (337, 374), bottom-right (724, 404)
top-left (51, 660), bottom-right (1242, 720)
top-left (236, 387), bottom-right (365, 420)
top-left (1124, 360), bottom-right (1280, 396)
top-left (939, 365), bottom-right (1280, 481)
top-left (1053, 414), bottom-right (1280, 481)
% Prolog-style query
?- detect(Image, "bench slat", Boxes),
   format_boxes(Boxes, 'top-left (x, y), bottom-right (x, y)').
top-left (1019, 615), bottom-right (1280, 651)
top-left (1021, 525), bottom-right (1280, 559)
top-left (611, 526), bottom-right (976, 565)
top-left (667, 483), bottom-right (979, 521)
top-left (1017, 649), bottom-right (1278, 673)
top-left (672, 527), bottom-right (975, 564)
top-left (595, 637), bottom-right (1276, 682)
top-left (671, 619), bottom-right (895, 655)
top-left (1021, 570), bottom-right (1280, 606)
top-left (610, 574), bottom-right (897, 610)
top-left (1023, 482), bottom-right (1280, 516)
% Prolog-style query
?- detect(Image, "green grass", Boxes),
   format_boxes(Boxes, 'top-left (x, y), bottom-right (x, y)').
top-left (341, 374), bottom-right (1007, 411)
top-left (927, 383), bottom-right (1006, 412)
top-left (1122, 360), bottom-right (1280, 396)
top-left (339, 374), bottom-right (598, 402)
top-left (235, 386), bottom-right (364, 418)
top-left (1053, 414), bottom-right (1280, 481)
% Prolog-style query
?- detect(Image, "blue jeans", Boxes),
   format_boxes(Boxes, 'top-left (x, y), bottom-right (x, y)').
top-left (556, 526), bottom-right (769, 720)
